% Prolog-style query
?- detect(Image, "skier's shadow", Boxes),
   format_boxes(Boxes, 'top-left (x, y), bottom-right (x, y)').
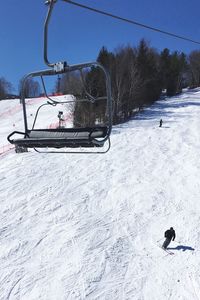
top-left (168, 245), bottom-right (195, 252)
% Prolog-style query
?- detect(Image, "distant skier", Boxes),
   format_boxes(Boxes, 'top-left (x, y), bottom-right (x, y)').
top-left (159, 119), bottom-right (163, 127)
top-left (162, 227), bottom-right (176, 249)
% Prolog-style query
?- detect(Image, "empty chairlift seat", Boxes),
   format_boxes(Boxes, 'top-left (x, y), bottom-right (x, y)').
top-left (7, 0), bottom-right (112, 154)
top-left (7, 126), bottom-right (108, 149)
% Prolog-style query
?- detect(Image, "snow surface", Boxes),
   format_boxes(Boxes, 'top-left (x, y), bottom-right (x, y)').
top-left (0, 95), bottom-right (73, 154)
top-left (0, 89), bottom-right (200, 299)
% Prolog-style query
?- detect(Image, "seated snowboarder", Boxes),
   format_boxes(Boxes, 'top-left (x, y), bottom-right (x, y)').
top-left (162, 227), bottom-right (176, 249)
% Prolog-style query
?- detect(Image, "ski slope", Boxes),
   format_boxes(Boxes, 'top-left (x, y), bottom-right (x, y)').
top-left (0, 89), bottom-right (200, 299)
top-left (0, 95), bottom-right (73, 154)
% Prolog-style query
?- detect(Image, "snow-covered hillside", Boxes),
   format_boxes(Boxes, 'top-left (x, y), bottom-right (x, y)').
top-left (0, 95), bottom-right (73, 154)
top-left (0, 89), bottom-right (200, 300)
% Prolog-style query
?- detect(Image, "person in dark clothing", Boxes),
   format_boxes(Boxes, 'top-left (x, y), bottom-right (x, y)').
top-left (159, 119), bottom-right (163, 127)
top-left (162, 227), bottom-right (176, 249)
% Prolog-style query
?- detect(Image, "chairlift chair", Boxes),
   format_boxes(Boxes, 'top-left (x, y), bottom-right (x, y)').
top-left (7, 0), bottom-right (112, 154)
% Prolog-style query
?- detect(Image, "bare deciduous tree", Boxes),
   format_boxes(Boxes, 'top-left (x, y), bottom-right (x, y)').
top-left (19, 78), bottom-right (41, 99)
top-left (188, 51), bottom-right (200, 88)
top-left (0, 77), bottom-right (12, 100)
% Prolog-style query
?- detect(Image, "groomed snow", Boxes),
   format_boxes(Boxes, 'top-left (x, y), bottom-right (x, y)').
top-left (0, 89), bottom-right (200, 299)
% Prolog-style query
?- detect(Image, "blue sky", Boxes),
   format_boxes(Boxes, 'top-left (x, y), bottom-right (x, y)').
top-left (1, 0), bottom-right (200, 93)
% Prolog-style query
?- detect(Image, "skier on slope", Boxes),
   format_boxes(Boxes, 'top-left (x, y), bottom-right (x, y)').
top-left (162, 227), bottom-right (176, 249)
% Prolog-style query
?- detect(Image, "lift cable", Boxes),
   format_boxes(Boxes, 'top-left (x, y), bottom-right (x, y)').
top-left (62, 0), bottom-right (200, 45)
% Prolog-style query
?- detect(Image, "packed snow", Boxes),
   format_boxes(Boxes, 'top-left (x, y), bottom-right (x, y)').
top-left (0, 89), bottom-right (200, 299)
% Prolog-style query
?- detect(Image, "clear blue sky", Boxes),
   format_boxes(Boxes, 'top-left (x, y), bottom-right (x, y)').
top-left (1, 0), bottom-right (200, 93)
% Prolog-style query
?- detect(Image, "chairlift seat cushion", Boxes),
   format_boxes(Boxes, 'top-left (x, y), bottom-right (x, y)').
top-left (28, 127), bottom-right (107, 139)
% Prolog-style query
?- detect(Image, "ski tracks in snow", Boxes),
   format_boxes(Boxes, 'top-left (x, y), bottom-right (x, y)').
top-left (1, 90), bottom-right (200, 299)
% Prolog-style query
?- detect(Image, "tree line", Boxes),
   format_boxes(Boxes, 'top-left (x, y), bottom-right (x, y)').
top-left (57, 40), bottom-right (200, 125)
top-left (1, 39), bottom-right (200, 125)
top-left (0, 77), bottom-right (41, 100)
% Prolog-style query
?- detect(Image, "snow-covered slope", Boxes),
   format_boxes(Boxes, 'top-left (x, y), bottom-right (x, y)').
top-left (0, 95), bottom-right (73, 154)
top-left (0, 89), bottom-right (200, 299)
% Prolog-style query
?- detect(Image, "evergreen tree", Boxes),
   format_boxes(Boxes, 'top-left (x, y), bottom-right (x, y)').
top-left (159, 48), bottom-right (171, 90)
top-left (74, 47), bottom-right (114, 127)
top-left (135, 39), bottom-right (161, 107)
top-left (166, 51), bottom-right (187, 96)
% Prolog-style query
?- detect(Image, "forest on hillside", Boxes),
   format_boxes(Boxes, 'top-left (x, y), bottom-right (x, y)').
top-left (1, 39), bottom-right (200, 125)
top-left (57, 40), bottom-right (200, 125)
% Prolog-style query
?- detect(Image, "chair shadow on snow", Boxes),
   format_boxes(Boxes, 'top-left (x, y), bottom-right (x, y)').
top-left (168, 245), bottom-right (195, 252)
